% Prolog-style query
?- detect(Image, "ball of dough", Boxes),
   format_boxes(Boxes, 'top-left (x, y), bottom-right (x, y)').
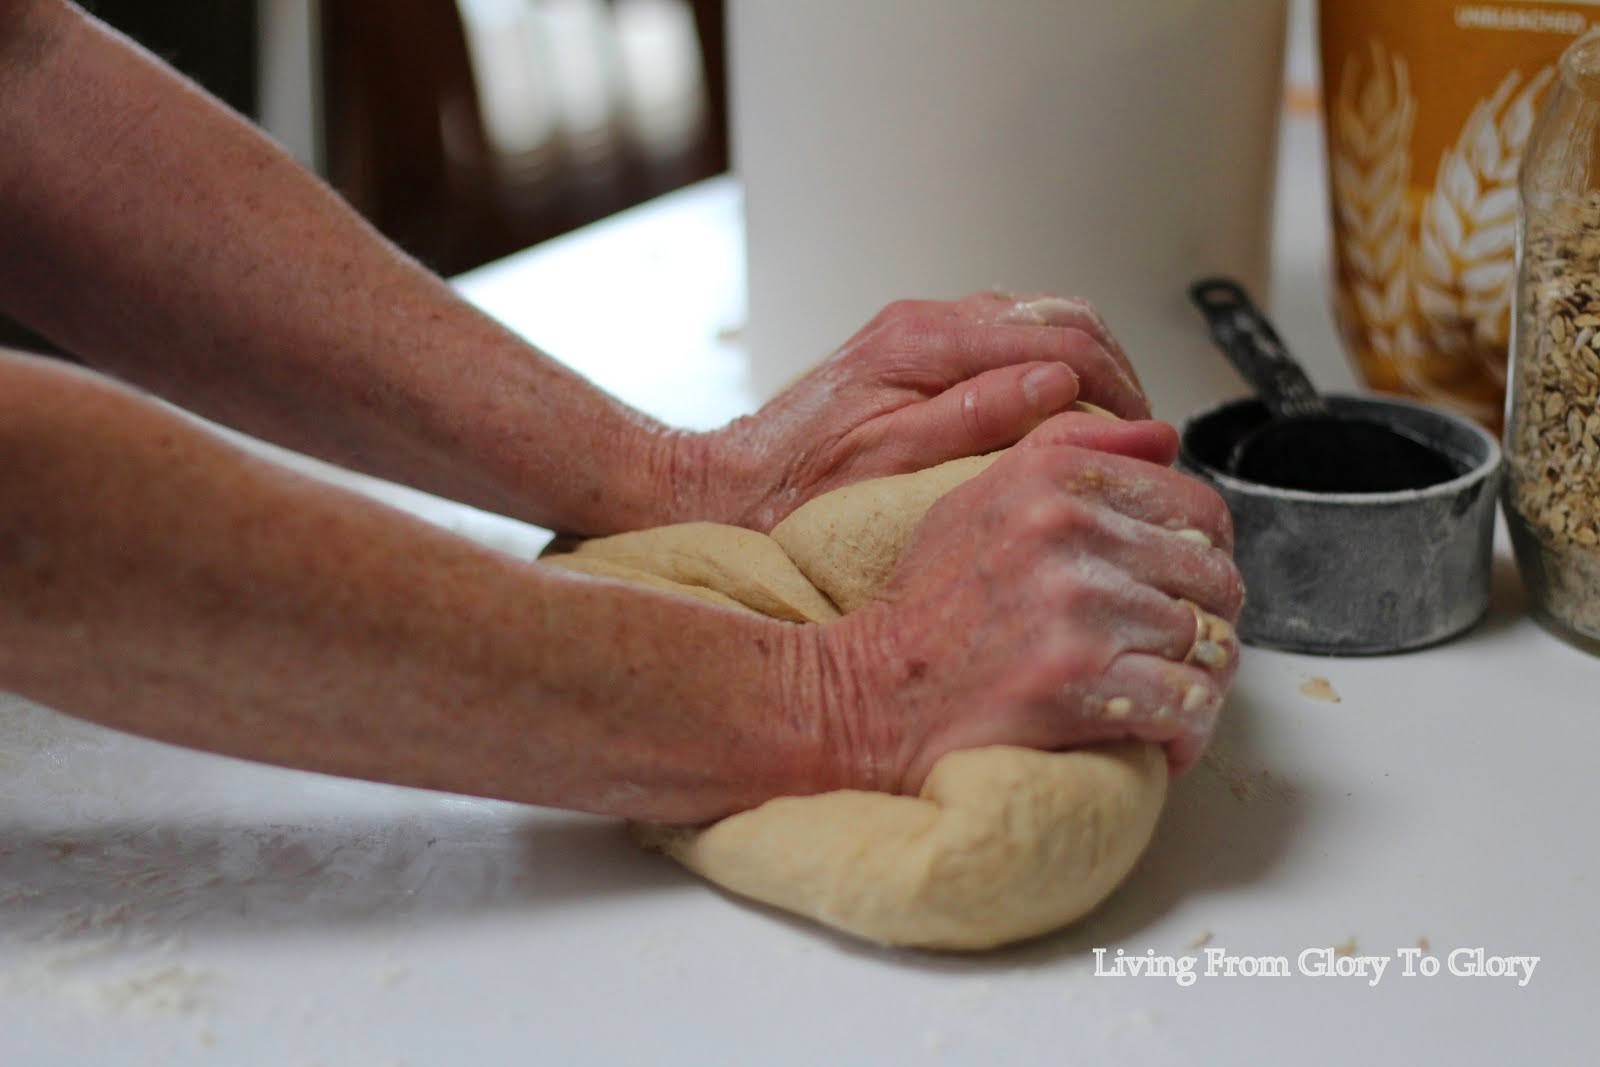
top-left (542, 405), bottom-right (1167, 950)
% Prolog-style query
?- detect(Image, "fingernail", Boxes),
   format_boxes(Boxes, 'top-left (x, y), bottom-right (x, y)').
top-left (1021, 364), bottom-right (1076, 410)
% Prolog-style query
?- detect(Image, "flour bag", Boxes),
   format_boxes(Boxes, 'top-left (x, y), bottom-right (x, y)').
top-left (1321, 0), bottom-right (1599, 428)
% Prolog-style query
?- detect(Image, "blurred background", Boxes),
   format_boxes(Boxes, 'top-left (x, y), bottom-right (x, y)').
top-left (42, 0), bottom-right (729, 275)
top-left (1, 0), bottom-right (727, 354)
top-left (5, 2), bottom-right (1324, 364)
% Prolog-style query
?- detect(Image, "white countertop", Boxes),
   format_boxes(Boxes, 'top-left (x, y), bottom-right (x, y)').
top-left (5, 103), bottom-right (1598, 1067)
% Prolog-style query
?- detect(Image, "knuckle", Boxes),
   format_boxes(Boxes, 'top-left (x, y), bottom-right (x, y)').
top-left (1040, 562), bottom-right (1116, 617)
top-left (1068, 298), bottom-right (1111, 336)
top-left (1012, 494), bottom-right (1099, 545)
top-left (958, 381), bottom-right (990, 445)
top-left (1213, 504), bottom-right (1237, 553)
top-left (1015, 496), bottom-right (1068, 541)
top-left (960, 288), bottom-right (1010, 308)
top-left (1180, 676), bottom-right (1225, 719)
top-left (1178, 478), bottom-right (1234, 551)
top-left (1046, 635), bottom-right (1107, 688)
top-left (1217, 562), bottom-right (1246, 620)
top-left (1037, 295), bottom-right (1105, 331)
top-left (1192, 479), bottom-right (1227, 522)
top-left (1055, 499), bottom-right (1103, 541)
top-left (879, 313), bottom-right (938, 353)
top-left (880, 299), bottom-right (920, 323)
top-left (1010, 445), bottom-right (1058, 476)
top-left (1057, 578), bottom-right (1111, 620)
top-left (1054, 326), bottom-right (1103, 361)
top-left (1202, 489), bottom-right (1236, 548)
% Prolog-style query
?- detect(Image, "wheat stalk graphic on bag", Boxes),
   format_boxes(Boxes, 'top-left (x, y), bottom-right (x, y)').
top-left (1331, 37), bottom-right (1559, 424)
top-left (1330, 40), bottom-right (1422, 364)
top-left (1413, 65), bottom-right (1555, 396)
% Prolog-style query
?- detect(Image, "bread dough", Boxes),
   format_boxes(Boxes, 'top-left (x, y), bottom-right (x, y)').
top-left (547, 522), bottom-right (839, 623)
top-left (770, 453), bottom-right (998, 614)
top-left (542, 429), bottom-right (1167, 951)
top-left (635, 743), bottom-right (1163, 950)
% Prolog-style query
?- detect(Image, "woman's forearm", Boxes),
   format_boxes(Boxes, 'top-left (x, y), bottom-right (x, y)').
top-left (0, 1), bottom-right (701, 536)
top-left (0, 350), bottom-right (832, 823)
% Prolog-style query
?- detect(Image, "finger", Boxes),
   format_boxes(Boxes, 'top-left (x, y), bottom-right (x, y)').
top-left (880, 360), bottom-right (1080, 463)
top-left (1008, 434), bottom-right (1233, 551)
top-left (1009, 506), bottom-right (1240, 646)
top-left (885, 318), bottom-right (1148, 421)
top-left (1001, 326), bottom-right (1147, 419)
top-left (995, 295), bottom-right (1148, 406)
top-left (1016, 410), bottom-right (1180, 466)
top-left (1052, 501), bottom-right (1243, 617)
top-left (1074, 654), bottom-right (1228, 775)
top-left (1028, 552), bottom-right (1205, 663)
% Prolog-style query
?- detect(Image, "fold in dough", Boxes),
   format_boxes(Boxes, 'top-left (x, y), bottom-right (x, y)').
top-left (548, 522), bottom-right (840, 622)
top-left (542, 415), bottom-right (1166, 950)
top-left (635, 742), bottom-right (1163, 950)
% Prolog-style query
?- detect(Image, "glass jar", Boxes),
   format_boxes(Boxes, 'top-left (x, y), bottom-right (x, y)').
top-left (1506, 32), bottom-right (1600, 655)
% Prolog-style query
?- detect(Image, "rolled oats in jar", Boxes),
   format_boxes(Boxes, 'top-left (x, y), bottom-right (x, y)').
top-left (1506, 33), bottom-right (1600, 653)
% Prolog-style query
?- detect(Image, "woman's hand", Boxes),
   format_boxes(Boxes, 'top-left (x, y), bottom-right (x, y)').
top-left (798, 411), bottom-right (1243, 793)
top-left (688, 292), bottom-right (1152, 531)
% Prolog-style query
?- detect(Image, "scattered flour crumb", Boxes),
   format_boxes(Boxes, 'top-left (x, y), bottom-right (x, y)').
top-left (1417, 936), bottom-right (1431, 952)
top-left (377, 965), bottom-right (411, 988)
top-left (1333, 937), bottom-right (1358, 958)
top-left (1201, 749), bottom-right (1297, 804)
top-left (1103, 1009), bottom-right (1158, 1040)
top-left (59, 964), bottom-right (217, 1019)
top-left (1188, 930), bottom-right (1214, 950)
top-left (1298, 676), bottom-right (1342, 703)
top-left (2, 928), bottom-right (219, 1021)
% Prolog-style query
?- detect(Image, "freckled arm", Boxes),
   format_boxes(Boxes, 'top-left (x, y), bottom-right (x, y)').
top-left (0, 350), bottom-right (838, 823)
top-left (0, 0), bottom-right (709, 537)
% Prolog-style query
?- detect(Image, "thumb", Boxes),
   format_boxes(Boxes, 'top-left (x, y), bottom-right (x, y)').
top-left (883, 361), bottom-right (1080, 465)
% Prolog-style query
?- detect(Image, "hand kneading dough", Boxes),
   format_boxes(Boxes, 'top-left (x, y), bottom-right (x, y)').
top-left (541, 416), bottom-right (1167, 951)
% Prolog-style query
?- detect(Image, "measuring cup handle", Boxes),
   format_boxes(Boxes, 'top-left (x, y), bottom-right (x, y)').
top-left (1188, 278), bottom-right (1328, 421)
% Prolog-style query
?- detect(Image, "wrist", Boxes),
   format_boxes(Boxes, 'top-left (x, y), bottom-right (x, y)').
top-left (653, 420), bottom-right (767, 528)
top-left (642, 424), bottom-right (716, 526)
top-left (787, 612), bottom-right (905, 796)
top-left (765, 620), bottom-right (852, 797)
top-left (519, 416), bottom-right (719, 536)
